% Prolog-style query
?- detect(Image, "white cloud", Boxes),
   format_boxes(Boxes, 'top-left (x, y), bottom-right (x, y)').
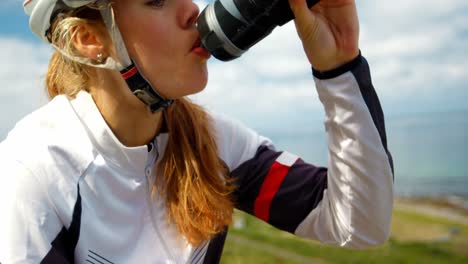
top-left (0, 37), bottom-right (51, 139)
top-left (357, 0), bottom-right (468, 110)
top-left (360, 0), bottom-right (467, 20)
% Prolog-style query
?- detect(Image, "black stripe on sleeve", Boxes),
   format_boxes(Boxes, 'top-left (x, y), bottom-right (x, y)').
top-left (313, 53), bottom-right (394, 175)
top-left (269, 158), bottom-right (327, 233)
top-left (231, 145), bottom-right (328, 233)
top-left (312, 52), bottom-right (363, 80)
top-left (350, 57), bottom-right (394, 174)
top-left (231, 145), bottom-right (281, 215)
top-left (40, 184), bottom-right (82, 264)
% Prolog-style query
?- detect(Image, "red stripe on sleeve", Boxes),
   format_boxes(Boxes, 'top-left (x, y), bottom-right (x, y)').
top-left (253, 161), bottom-right (291, 222)
top-left (121, 66), bottom-right (138, 80)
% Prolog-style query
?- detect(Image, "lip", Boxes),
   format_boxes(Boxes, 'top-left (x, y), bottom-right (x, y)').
top-left (191, 38), bottom-right (211, 59)
top-left (191, 38), bottom-right (202, 50)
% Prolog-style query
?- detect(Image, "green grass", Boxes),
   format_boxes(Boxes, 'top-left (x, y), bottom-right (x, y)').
top-left (219, 209), bottom-right (468, 264)
top-left (221, 237), bottom-right (304, 264)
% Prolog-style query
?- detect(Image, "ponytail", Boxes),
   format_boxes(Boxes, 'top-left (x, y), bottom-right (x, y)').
top-left (158, 98), bottom-right (234, 246)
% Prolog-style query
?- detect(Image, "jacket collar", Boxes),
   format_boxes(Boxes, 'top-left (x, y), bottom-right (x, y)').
top-left (70, 91), bottom-right (151, 175)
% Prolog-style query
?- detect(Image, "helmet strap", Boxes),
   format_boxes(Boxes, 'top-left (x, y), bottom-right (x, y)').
top-left (120, 63), bottom-right (174, 112)
top-left (99, 5), bottom-right (173, 113)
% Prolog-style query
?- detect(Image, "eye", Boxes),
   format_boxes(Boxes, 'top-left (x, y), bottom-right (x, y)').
top-left (146, 0), bottom-right (166, 8)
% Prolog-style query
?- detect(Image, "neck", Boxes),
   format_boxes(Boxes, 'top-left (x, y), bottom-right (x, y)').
top-left (90, 69), bottom-right (164, 147)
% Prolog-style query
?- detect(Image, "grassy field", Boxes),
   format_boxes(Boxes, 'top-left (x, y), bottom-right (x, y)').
top-left (220, 204), bottom-right (468, 263)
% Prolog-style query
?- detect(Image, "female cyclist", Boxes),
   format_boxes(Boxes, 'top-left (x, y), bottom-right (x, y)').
top-left (0, 0), bottom-right (394, 263)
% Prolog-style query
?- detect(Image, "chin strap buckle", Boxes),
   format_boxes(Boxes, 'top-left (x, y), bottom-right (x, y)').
top-left (120, 62), bottom-right (174, 113)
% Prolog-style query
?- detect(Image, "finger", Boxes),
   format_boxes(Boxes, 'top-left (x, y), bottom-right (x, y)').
top-left (288, 0), bottom-right (316, 26)
top-left (288, 0), bottom-right (320, 41)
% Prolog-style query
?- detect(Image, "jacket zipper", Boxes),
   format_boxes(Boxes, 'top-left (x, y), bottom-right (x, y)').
top-left (145, 141), bottom-right (177, 263)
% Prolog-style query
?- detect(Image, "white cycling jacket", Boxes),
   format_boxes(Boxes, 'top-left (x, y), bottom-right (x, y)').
top-left (0, 55), bottom-right (394, 263)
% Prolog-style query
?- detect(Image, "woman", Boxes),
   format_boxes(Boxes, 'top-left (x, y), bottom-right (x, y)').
top-left (0, 0), bottom-right (394, 263)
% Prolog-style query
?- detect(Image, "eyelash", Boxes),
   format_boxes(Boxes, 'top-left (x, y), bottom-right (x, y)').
top-left (146, 0), bottom-right (166, 8)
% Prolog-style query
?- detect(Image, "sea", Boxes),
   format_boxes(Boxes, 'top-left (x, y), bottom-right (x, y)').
top-left (267, 110), bottom-right (468, 199)
top-left (2, 109), bottom-right (467, 199)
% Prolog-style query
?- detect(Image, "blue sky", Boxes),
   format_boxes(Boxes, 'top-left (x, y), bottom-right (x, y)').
top-left (0, 0), bottom-right (467, 139)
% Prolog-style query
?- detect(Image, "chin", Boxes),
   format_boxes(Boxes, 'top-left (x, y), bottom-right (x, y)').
top-left (165, 74), bottom-right (208, 99)
top-left (186, 66), bottom-right (209, 95)
top-left (148, 65), bottom-right (209, 99)
top-left (187, 77), bottom-right (208, 96)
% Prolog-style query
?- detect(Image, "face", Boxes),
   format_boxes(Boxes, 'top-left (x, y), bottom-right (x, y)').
top-left (112, 0), bottom-right (209, 99)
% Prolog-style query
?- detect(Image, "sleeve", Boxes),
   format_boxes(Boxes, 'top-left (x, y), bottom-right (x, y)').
top-left (229, 54), bottom-right (394, 249)
top-left (0, 157), bottom-right (63, 263)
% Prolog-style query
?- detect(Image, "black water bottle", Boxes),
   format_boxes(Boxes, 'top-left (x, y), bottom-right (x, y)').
top-left (197, 0), bottom-right (320, 61)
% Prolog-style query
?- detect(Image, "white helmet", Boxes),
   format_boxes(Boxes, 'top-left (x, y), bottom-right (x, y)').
top-left (23, 0), bottom-right (174, 112)
top-left (24, 0), bottom-right (98, 43)
top-left (23, 0), bottom-right (125, 70)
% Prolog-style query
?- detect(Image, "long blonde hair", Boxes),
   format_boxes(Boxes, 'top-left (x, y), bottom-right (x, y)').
top-left (46, 7), bottom-right (234, 246)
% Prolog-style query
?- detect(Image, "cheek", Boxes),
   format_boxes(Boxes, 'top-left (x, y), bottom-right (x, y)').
top-left (131, 31), bottom-right (171, 64)
top-left (119, 15), bottom-right (175, 65)
top-left (129, 33), bottom-right (184, 92)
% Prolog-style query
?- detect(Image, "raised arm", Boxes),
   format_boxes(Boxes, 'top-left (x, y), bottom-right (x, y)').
top-left (228, 53), bottom-right (394, 249)
top-left (207, 0), bottom-right (393, 253)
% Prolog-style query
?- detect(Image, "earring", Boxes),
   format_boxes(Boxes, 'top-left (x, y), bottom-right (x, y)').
top-left (96, 53), bottom-right (105, 63)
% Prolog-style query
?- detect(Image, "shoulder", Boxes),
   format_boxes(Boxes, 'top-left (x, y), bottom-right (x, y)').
top-left (0, 156), bottom-right (47, 215)
top-left (0, 95), bottom-right (94, 195)
top-left (206, 111), bottom-right (274, 171)
top-left (3, 95), bottom-right (73, 146)
top-left (1, 96), bottom-right (65, 163)
top-left (208, 111), bottom-right (256, 137)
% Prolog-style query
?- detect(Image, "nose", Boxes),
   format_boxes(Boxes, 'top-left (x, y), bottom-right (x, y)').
top-left (179, 0), bottom-right (200, 29)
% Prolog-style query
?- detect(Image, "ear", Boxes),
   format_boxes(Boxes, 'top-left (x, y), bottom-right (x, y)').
top-left (72, 23), bottom-right (107, 61)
